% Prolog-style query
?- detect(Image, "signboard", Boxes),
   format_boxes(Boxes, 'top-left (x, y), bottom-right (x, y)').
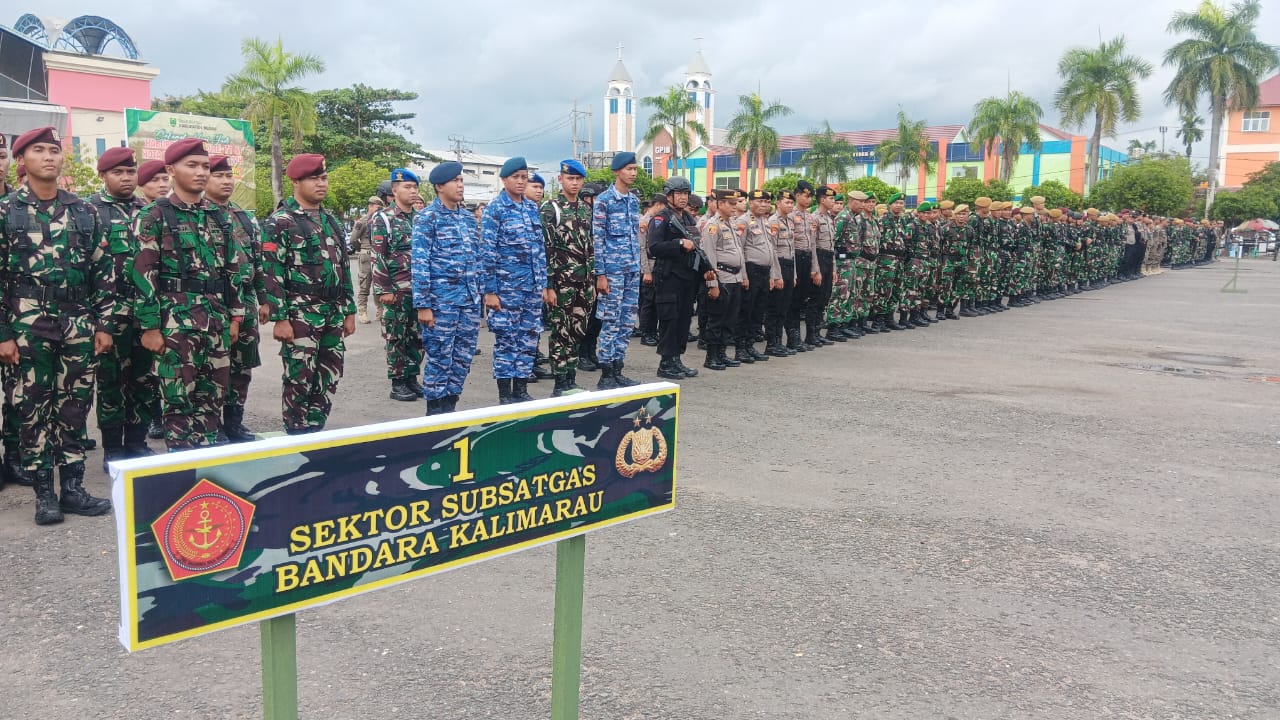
top-left (112, 385), bottom-right (679, 652)
top-left (124, 108), bottom-right (256, 210)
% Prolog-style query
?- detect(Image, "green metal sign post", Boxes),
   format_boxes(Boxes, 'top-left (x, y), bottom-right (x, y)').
top-left (1221, 253), bottom-right (1247, 293)
top-left (260, 614), bottom-right (299, 720)
top-left (551, 535), bottom-right (587, 720)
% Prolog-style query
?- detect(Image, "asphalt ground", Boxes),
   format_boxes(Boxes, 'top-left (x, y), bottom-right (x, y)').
top-left (1, 257), bottom-right (1277, 719)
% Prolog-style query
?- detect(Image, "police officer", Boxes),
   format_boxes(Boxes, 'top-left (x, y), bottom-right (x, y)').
top-left (90, 146), bottom-right (157, 464)
top-left (481, 157), bottom-right (550, 404)
top-left (0, 127), bottom-right (114, 523)
top-left (133, 138), bottom-right (245, 450)
top-left (646, 175), bottom-right (703, 380)
top-left (261, 153), bottom-right (356, 434)
top-left (767, 190), bottom-right (800, 355)
top-left (700, 189), bottom-right (746, 370)
top-left (204, 154), bottom-right (264, 442)
top-left (372, 168), bottom-right (424, 402)
top-left (414, 162), bottom-right (482, 415)
top-left (735, 189), bottom-right (782, 361)
top-left (542, 159), bottom-right (595, 396)
top-left (592, 152), bottom-right (643, 389)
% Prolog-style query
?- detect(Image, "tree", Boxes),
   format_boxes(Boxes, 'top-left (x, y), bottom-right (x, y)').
top-left (324, 159), bottom-right (389, 220)
top-left (968, 91), bottom-right (1044, 183)
top-left (585, 167), bottom-right (663, 202)
top-left (306, 85), bottom-right (431, 168)
top-left (1175, 111), bottom-right (1205, 160)
top-left (840, 176), bottom-right (898, 203)
top-left (802, 121), bottom-right (856, 185)
top-left (726, 92), bottom-right (794, 190)
top-left (876, 108), bottom-right (938, 194)
top-left (762, 173), bottom-right (816, 197)
top-left (640, 87), bottom-right (707, 180)
top-left (62, 148), bottom-right (102, 196)
top-left (1208, 186), bottom-right (1278, 224)
top-left (1126, 139), bottom-right (1158, 156)
top-left (1020, 179), bottom-right (1084, 209)
top-left (223, 37), bottom-right (325, 206)
top-left (983, 179), bottom-right (1015, 202)
top-left (1164, 0), bottom-right (1280, 217)
top-left (1055, 36), bottom-right (1153, 189)
top-left (152, 91), bottom-right (250, 120)
top-left (1087, 156), bottom-right (1193, 216)
top-left (941, 177), bottom-right (989, 205)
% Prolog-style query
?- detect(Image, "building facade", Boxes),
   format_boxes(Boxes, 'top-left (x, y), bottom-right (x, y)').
top-left (1221, 74), bottom-right (1279, 188)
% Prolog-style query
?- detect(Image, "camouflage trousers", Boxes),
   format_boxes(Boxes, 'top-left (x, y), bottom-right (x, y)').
top-left (422, 304), bottom-right (480, 401)
top-left (547, 281), bottom-right (596, 374)
top-left (490, 298), bottom-right (541, 379)
top-left (596, 272), bottom-right (639, 364)
top-left (381, 293), bottom-right (423, 381)
top-left (938, 257), bottom-right (967, 306)
top-left (1, 366), bottom-right (16, 458)
top-left (1008, 252), bottom-right (1032, 294)
top-left (227, 310), bottom-right (261, 410)
top-left (6, 319), bottom-right (96, 472)
top-left (280, 303), bottom-right (346, 432)
top-left (977, 249), bottom-right (999, 299)
top-left (1038, 247), bottom-right (1062, 289)
top-left (824, 255), bottom-right (855, 325)
top-left (914, 256), bottom-right (937, 308)
top-left (96, 320), bottom-right (157, 429)
top-left (872, 255), bottom-right (901, 315)
top-left (901, 258), bottom-right (926, 312)
top-left (157, 312), bottom-right (230, 450)
top-left (851, 257), bottom-right (876, 321)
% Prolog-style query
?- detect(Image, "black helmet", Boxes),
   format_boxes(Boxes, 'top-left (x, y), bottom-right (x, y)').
top-left (663, 176), bottom-right (692, 194)
top-left (376, 180), bottom-right (393, 199)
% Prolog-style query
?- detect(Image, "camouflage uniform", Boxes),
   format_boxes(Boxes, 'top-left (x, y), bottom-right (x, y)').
top-left (877, 212), bottom-right (914, 323)
top-left (261, 198), bottom-right (355, 433)
top-left (591, 185), bottom-right (642, 371)
top-left (905, 215), bottom-right (935, 319)
top-left (481, 192), bottom-right (545, 386)
top-left (371, 206), bottom-right (424, 385)
top-left (132, 195), bottom-right (244, 450)
top-left (826, 208), bottom-right (856, 329)
top-left (217, 200), bottom-right (264, 434)
top-left (542, 193), bottom-right (595, 381)
top-left (938, 218), bottom-right (970, 312)
top-left (413, 198), bottom-right (481, 412)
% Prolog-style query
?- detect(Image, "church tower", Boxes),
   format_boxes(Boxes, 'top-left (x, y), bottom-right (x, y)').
top-left (604, 45), bottom-right (635, 153)
top-left (685, 45), bottom-right (714, 144)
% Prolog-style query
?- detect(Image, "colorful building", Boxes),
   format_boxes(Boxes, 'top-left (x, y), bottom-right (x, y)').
top-left (1221, 73), bottom-right (1279, 188)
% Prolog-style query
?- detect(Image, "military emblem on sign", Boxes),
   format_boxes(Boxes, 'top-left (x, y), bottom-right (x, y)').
top-left (151, 478), bottom-right (256, 581)
top-left (615, 408), bottom-right (668, 478)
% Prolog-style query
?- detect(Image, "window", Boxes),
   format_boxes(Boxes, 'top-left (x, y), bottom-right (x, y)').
top-left (688, 92), bottom-right (697, 104)
top-left (704, 93), bottom-right (711, 109)
top-left (643, 156), bottom-right (652, 174)
top-left (625, 99), bottom-right (632, 114)
top-left (95, 138), bottom-right (106, 156)
top-left (715, 175), bottom-right (740, 190)
top-left (951, 166), bottom-right (977, 179)
top-left (1242, 111), bottom-right (1270, 132)
top-left (609, 98), bottom-right (618, 114)
top-left (481, 170), bottom-right (494, 176)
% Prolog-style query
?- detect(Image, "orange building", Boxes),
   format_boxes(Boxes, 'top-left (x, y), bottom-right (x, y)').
top-left (1222, 74), bottom-right (1280, 188)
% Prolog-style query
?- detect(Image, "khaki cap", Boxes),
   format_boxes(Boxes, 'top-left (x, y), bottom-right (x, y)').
top-left (848, 190), bottom-right (869, 201)
top-left (974, 196), bottom-right (992, 208)
top-left (938, 200), bottom-right (955, 210)
top-left (953, 203), bottom-right (970, 213)
top-left (1019, 206), bottom-right (1035, 215)
top-left (1030, 195), bottom-right (1046, 204)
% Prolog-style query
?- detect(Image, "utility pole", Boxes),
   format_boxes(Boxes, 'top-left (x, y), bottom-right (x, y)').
top-left (447, 135), bottom-right (470, 161)
top-left (571, 100), bottom-right (578, 161)
top-left (570, 103), bottom-right (592, 161)
top-left (1159, 126), bottom-right (1168, 155)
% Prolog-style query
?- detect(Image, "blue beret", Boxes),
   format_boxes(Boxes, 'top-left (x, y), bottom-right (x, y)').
top-left (611, 151), bottom-right (637, 171)
top-left (499, 156), bottom-right (528, 178)
top-left (559, 159), bottom-right (586, 177)
top-left (529, 173), bottom-right (545, 187)
top-left (390, 168), bottom-right (419, 184)
top-left (428, 161), bottom-right (463, 185)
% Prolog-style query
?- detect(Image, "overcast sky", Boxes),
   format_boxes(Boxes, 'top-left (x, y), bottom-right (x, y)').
top-left (22, 1), bottom-right (1280, 168)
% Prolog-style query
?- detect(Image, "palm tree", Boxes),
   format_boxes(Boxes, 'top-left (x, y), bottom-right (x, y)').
top-left (1126, 139), bottom-right (1146, 156)
top-left (1054, 36), bottom-right (1153, 190)
top-left (875, 108), bottom-right (938, 194)
top-left (223, 37), bottom-right (325, 204)
top-left (968, 91), bottom-right (1044, 183)
top-left (1164, 0), bottom-right (1280, 215)
top-left (640, 87), bottom-right (708, 179)
top-left (802, 121), bottom-right (856, 185)
top-left (726, 93), bottom-right (793, 189)
top-left (1175, 111), bottom-right (1205, 160)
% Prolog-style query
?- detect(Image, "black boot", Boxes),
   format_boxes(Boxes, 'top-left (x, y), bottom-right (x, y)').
top-left (657, 356), bottom-right (685, 380)
top-left (806, 323), bottom-right (829, 347)
top-left (718, 346), bottom-right (741, 368)
top-left (497, 378), bottom-right (515, 405)
top-left (512, 378), bottom-right (534, 402)
top-left (531, 364), bottom-right (553, 381)
top-left (959, 299), bottom-right (978, 317)
top-left (565, 369), bottom-right (583, 394)
top-left (424, 398), bottom-right (443, 416)
top-left (672, 355), bottom-right (698, 378)
top-left (32, 470), bottom-right (63, 525)
top-left (404, 376), bottom-right (423, 396)
top-left (734, 344), bottom-right (756, 364)
top-left (390, 379), bottom-right (417, 402)
top-left (58, 463), bottom-right (110, 517)
top-left (887, 312), bottom-right (909, 330)
top-left (223, 405), bottom-right (255, 443)
top-left (785, 326), bottom-right (805, 353)
top-left (579, 354), bottom-right (599, 372)
top-left (100, 425), bottom-right (127, 474)
top-left (613, 361), bottom-right (639, 387)
top-left (552, 374), bottom-right (572, 397)
top-left (147, 417), bottom-right (164, 440)
top-left (746, 342), bottom-right (769, 361)
top-left (845, 321), bottom-right (864, 338)
top-left (596, 361), bottom-right (618, 390)
top-left (640, 333), bottom-right (658, 347)
top-left (825, 324), bottom-right (848, 342)
top-left (765, 329), bottom-right (789, 357)
top-left (703, 347), bottom-right (726, 371)
top-left (123, 423), bottom-right (154, 458)
top-left (923, 308), bottom-right (939, 324)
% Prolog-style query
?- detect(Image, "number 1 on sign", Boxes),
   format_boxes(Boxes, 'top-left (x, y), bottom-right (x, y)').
top-left (451, 437), bottom-right (475, 483)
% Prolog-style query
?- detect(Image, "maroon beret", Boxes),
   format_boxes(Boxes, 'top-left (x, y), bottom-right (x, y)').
top-left (285, 153), bottom-right (326, 180)
top-left (12, 126), bottom-right (60, 157)
top-left (138, 160), bottom-right (167, 185)
top-left (163, 137), bottom-right (209, 165)
top-left (97, 146), bottom-right (137, 173)
top-left (208, 155), bottom-right (232, 174)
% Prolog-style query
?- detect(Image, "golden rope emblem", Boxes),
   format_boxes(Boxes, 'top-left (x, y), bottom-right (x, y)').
top-left (615, 408), bottom-right (668, 478)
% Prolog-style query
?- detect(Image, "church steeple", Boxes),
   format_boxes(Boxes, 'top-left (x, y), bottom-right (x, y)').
top-left (604, 43), bottom-right (635, 153)
top-left (684, 40), bottom-right (714, 145)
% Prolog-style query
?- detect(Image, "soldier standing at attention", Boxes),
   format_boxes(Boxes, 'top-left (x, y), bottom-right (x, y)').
top-left (90, 147), bottom-right (157, 465)
top-left (542, 159), bottom-right (595, 397)
top-left (261, 154), bottom-right (356, 435)
top-left (591, 152), bottom-right (643, 389)
top-left (735, 189), bottom-right (782, 360)
top-left (346, 195), bottom-right (384, 325)
top-left (133, 138), bottom-right (245, 451)
top-left (700, 189), bottom-right (746, 371)
top-left (767, 190), bottom-right (800, 356)
top-left (854, 192), bottom-right (883, 335)
top-left (372, 169), bottom-right (424, 403)
top-left (788, 181), bottom-right (824, 350)
top-left (481, 157), bottom-right (550, 405)
top-left (646, 175), bottom-right (703, 380)
top-left (876, 192), bottom-right (912, 330)
top-left (0, 127), bottom-right (114, 523)
top-left (137, 160), bottom-right (170, 203)
top-left (205, 154), bottom-right (265, 442)
top-left (525, 174), bottom-right (546, 205)
top-left (414, 162), bottom-right (481, 416)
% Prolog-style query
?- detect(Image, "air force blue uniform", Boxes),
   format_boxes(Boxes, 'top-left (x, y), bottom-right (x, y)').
top-left (480, 191), bottom-right (546, 379)
top-left (412, 198), bottom-right (481, 402)
top-left (591, 184), bottom-right (641, 364)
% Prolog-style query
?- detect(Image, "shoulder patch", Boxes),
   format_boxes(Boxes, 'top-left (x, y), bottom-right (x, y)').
top-left (262, 242), bottom-right (278, 252)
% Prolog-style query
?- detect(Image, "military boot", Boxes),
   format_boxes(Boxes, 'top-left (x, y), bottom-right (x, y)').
top-left (825, 324), bottom-right (848, 342)
top-left (765, 329), bottom-right (789, 357)
top-left (703, 346), bottom-right (726, 371)
top-left (58, 463), bottom-right (110, 517)
top-left (959, 300), bottom-right (978, 318)
top-left (123, 423), bottom-right (154, 458)
top-left (672, 355), bottom-right (699, 377)
top-left (497, 378), bottom-right (515, 405)
top-left (564, 369), bottom-right (584, 394)
top-left (657, 357), bottom-right (685, 380)
top-left (531, 364), bottom-right (553, 381)
top-left (32, 470), bottom-right (63, 525)
top-left (746, 343), bottom-right (769, 362)
top-left (844, 321), bottom-right (864, 338)
top-left (717, 346), bottom-right (740, 368)
top-left (390, 379), bottom-right (418, 402)
top-left (424, 398), bottom-right (443, 416)
top-left (100, 425), bottom-right (127, 474)
top-left (5, 448), bottom-right (29, 487)
top-left (147, 417), bottom-right (164, 440)
top-left (512, 378), bottom-right (534, 402)
top-left (405, 376), bottom-right (423, 396)
top-left (613, 361), bottom-right (639, 387)
top-left (733, 344), bottom-right (756, 364)
top-left (785, 326), bottom-right (805, 353)
top-left (806, 322), bottom-right (829, 347)
top-left (596, 362), bottom-right (618, 390)
top-left (552, 374), bottom-right (572, 397)
top-left (223, 405), bottom-right (255, 443)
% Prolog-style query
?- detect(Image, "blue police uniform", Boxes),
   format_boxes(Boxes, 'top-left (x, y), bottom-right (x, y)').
top-left (412, 196), bottom-right (481, 410)
top-left (480, 190), bottom-right (546, 381)
top-left (591, 184), bottom-right (641, 366)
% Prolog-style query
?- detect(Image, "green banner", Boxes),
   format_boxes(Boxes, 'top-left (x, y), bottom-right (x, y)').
top-left (124, 108), bottom-right (256, 210)
top-left (112, 385), bottom-right (679, 651)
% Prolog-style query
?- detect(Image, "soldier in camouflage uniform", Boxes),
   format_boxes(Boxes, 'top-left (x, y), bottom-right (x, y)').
top-left (826, 193), bottom-right (858, 339)
top-left (0, 134), bottom-right (16, 487)
top-left (542, 160), bottom-right (595, 397)
top-left (90, 147), bottom-right (157, 467)
top-left (855, 192), bottom-right (883, 334)
top-left (261, 154), bottom-right (356, 434)
top-left (938, 203), bottom-right (971, 319)
top-left (876, 193), bottom-right (914, 330)
top-left (592, 152), bottom-right (643, 389)
top-left (133, 138), bottom-right (245, 451)
top-left (135, 159), bottom-right (170, 441)
top-left (205, 154), bottom-right (264, 442)
top-left (372, 169), bottom-right (424, 402)
top-left (0, 127), bottom-right (114, 524)
top-left (414, 162), bottom-right (482, 416)
top-left (906, 202), bottom-right (938, 326)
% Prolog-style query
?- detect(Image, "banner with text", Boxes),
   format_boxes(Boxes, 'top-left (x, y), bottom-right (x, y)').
top-left (124, 108), bottom-right (256, 210)
top-left (112, 385), bottom-right (679, 651)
